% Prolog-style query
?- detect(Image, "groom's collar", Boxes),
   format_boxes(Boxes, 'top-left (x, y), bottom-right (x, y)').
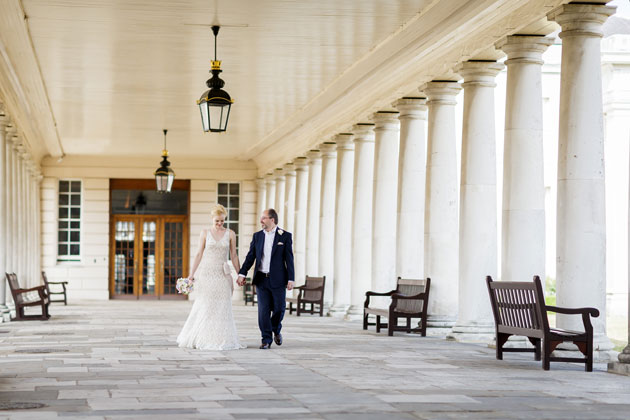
top-left (263, 226), bottom-right (278, 234)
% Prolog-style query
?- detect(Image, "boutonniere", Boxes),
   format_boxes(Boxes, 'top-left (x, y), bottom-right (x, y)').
top-left (277, 229), bottom-right (284, 235)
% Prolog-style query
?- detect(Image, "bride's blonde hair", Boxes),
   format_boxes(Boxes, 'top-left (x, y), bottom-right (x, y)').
top-left (210, 204), bottom-right (227, 218)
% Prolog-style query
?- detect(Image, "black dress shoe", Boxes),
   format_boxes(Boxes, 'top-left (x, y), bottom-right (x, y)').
top-left (273, 333), bottom-right (282, 346)
top-left (259, 342), bottom-right (271, 349)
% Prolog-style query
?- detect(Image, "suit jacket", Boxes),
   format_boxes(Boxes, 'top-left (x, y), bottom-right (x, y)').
top-left (239, 228), bottom-right (295, 289)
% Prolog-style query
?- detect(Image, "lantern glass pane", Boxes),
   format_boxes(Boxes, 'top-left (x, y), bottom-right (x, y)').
top-left (199, 102), bottom-right (210, 132)
top-left (166, 174), bottom-right (174, 192)
top-left (209, 104), bottom-right (224, 132)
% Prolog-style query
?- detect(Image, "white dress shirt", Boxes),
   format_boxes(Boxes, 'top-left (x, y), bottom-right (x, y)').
top-left (260, 226), bottom-right (277, 273)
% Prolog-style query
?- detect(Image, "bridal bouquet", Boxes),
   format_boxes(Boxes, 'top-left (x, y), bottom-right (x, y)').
top-left (176, 277), bottom-right (194, 295)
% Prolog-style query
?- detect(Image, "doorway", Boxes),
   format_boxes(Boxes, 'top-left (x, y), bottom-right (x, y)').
top-left (108, 179), bottom-right (190, 299)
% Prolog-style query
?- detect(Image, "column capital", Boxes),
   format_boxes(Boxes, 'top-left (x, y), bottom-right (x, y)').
top-left (306, 149), bottom-right (322, 165)
top-left (334, 133), bottom-right (354, 150)
top-left (256, 177), bottom-right (266, 188)
top-left (497, 35), bottom-right (554, 64)
top-left (548, 3), bottom-right (615, 39)
top-left (394, 97), bottom-right (427, 120)
top-left (352, 123), bottom-right (375, 143)
top-left (457, 61), bottom-right (504, 87)
top-left (423, 81), bottom-right (462, 105)
top-left (319, 141), bottom-right (337, 157)
top-left (371, 111), bottom-right (400, 130)
top-left (0, 103), bottom-right (9, 130)
top-left (265, 173), bottom-right (276, 183)
top-left (294, 156), bottom-right (309, 171)
top-left (273, 167), bottom-right (285, 181)
top-left (283, 162), bottom-right (297, 176)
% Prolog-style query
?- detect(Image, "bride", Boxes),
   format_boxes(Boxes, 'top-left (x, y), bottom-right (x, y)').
top-left (177, 204), bottom-right (245, 350)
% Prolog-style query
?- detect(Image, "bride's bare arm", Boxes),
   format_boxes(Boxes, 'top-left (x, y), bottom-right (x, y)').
top-left (229, 229), bottom-right (240, 273)
top-left (188, 230), bottom-right (207, 280)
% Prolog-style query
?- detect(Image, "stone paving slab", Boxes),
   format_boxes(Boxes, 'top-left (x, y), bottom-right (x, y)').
top-left (0, 300), bottom-right (628, 419)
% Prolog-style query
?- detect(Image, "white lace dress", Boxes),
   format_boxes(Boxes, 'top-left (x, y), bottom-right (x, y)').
top-left (177, 229), bottom-right (245, 350)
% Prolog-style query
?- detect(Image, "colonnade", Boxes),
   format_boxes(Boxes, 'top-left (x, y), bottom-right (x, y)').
top-left (0, 102), bottom-right (43, 320)
top-left (252, 4), bottom-right (621, 353)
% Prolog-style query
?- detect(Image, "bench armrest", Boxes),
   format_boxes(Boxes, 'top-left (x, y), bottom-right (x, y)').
top-left (364, 290), bottom-right (396, 308)
top-left (47, 281), bottom-right (68, 285)
top-left (16, 285), bottom-right (46, 294)
top-left (546, 305), bottom-right (599, 334)
top-left (546, 305), bottom-right (599, 318)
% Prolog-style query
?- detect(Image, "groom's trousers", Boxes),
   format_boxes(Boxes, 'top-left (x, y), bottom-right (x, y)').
top-left (255, 272), bottom-right (286, 344)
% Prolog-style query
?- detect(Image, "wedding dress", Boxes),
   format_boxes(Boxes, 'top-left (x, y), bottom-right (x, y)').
top-left (177, 229), bottom-right (245, 350)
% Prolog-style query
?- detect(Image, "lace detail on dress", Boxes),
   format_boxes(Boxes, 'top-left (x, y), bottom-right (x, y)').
top-left (177, 229), bottom-right (245, 350)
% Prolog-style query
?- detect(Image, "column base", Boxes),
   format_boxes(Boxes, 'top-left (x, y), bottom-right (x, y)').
top-left (329, 304), bottom-right (349, 318)
top-left (446, 322), bottom-right (495, 343)
top-left (608, 346), bottom-right (630, 375)
top-left (0, 305), bottom-right (11, 323)
top-left (426, 315), bottom-right (456, 337)
top-left (345, 305), bottom-right (364, 321)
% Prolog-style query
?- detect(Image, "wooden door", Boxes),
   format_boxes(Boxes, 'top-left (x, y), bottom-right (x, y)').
top-left (110, 215), bottom-right (188, 299)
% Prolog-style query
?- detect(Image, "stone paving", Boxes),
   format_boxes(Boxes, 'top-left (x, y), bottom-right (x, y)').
top-left (0, 300), bottom-right (629, 420)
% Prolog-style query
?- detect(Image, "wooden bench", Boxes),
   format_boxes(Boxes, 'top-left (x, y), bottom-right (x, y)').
top-left (243, 277), bottom-right (257, 306)
top-left (5, 273), bottom-right (50, 321)
top-left (42, 271), bottom-right (68, 305)
top-left (287, 275), bottom-right (325, 316)
top-left (363, 278), bottom-right (431, 336)
top-left (486, 275), bottom-right (599, 371)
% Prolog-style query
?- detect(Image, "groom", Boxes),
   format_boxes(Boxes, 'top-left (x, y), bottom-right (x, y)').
top-left (237, 208), bottom-right (294, 349)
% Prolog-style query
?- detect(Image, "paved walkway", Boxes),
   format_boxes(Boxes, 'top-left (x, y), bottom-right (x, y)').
top-left (0, 300), bottom-right (629, 419)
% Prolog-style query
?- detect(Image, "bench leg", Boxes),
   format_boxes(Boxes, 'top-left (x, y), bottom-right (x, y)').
top-left (388, 315), bottom-right (397, 336)
top-left (542, 339), bottom-right (551, 371)
top-left (289, 302), bottom-right (293, 315)
top-left (528, 337), bottom-right (542, 361)
top-left (363, 312), bottom-right (369, 330)
top-left (406, 317), bottom-right (411, 333)
top-left (497, 333), bottom-right (510, 360)
top-left (319, 303), bottom-right (323, 317)
top-left (376, 315), bottom-right (381, 333)
top-left (586, 338), bottom-right (593, 372)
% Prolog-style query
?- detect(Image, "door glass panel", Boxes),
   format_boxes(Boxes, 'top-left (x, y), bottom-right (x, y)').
top-left (142, 221), bottom-right (157, 295)
top-left (114, 221), bottom-right (135, 295)
top-left (163, 222), bottom-right (184, 294)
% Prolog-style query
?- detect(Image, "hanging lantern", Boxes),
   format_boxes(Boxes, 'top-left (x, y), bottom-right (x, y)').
top-left (197, 25), bottom-right (233, 132)
top-left (154, 129), bottom-right (175, 193)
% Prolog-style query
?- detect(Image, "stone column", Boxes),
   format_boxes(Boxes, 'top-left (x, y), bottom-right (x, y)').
top-left (318, 142), bottom-right (337, 310)
top-left (9, 131), bottom-right (20, 276)
top-left (305, 150), bottom-right (322, 277)
top-left (448, 61), bottom-right (503, 343)
top-left (283, 162), bottom-right (296, 234)
top-left (497, 35), bottom-right (553, 284)
top-left (274, 168), bottom-right (286, 223)
top-left (331, 133), bottom-right (355, 317)
top-left (256, 178), bottom-right (267, 219)
top-left (265, 174), bottom-right (276, 212)
top-left (371, 111), bottom-right (400, 307)
top-left (424, 81), bottom-right (461, 332)
top-left (4, 125), bottom-right (15, 278)
top-left (394, 97), bottom-right (427, 279)
top-left (0, 107), bottom-right (8, 316)
top-left (347, 123), bottom-right (376, 319)
top-left (293, 157), bottom-right (309, 286)
top-left (548, 3), bottom-right (616, 354)
top-left (609, 159), bottom-right (630, 374)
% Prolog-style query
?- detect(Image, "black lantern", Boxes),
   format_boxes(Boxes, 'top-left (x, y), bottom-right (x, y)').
top-left (154, 129), bottom-right (175, 193)
top-left (197, 25), bottom-right (233, 133)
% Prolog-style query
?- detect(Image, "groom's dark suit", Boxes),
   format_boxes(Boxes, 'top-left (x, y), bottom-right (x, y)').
top-left (239, 227), bottom-right (294, 345)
